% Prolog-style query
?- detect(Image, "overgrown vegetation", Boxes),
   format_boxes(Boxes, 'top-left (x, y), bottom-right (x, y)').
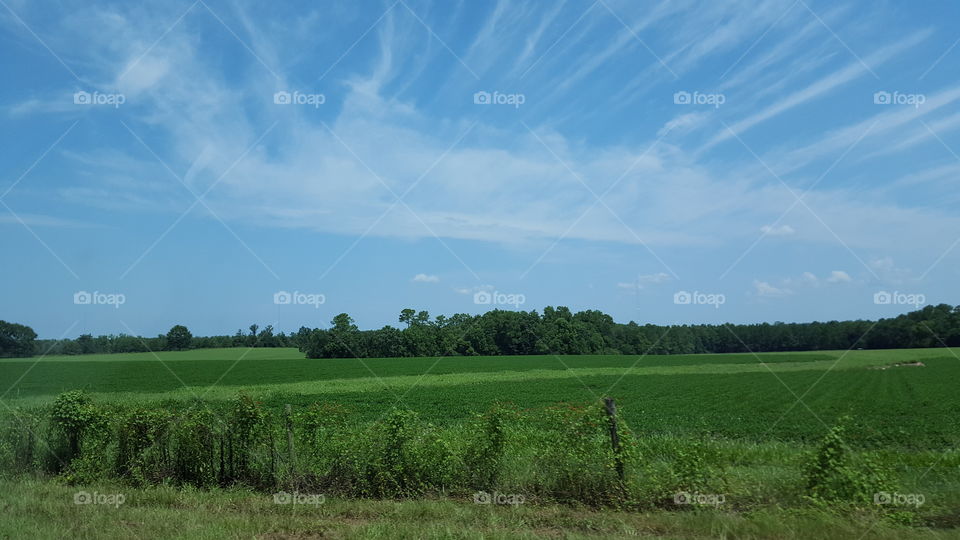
top-left (805, 421), bottom-right (895, 505)
top-left (1, 391), bottom-right (953, 520)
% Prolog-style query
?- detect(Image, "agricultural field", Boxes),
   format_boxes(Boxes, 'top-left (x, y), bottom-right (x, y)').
top-left (1, 347), bottom-right (959, 538)
top-left (2, 347), bottom-right (958, 447)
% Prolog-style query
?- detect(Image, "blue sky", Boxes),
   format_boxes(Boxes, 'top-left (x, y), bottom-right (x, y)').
top-left (2, 0), bottom-right (959, 338)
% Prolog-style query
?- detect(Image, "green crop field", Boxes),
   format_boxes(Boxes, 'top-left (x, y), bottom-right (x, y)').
top-left (3, 347), bottom-right (959, 539)
top-left (3, 347), bottom-right (959, 447)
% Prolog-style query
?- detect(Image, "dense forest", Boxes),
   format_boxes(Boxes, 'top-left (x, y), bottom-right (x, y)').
top-left (20, 323), bottom-right (296, 357)
top-left (3, 304), bottom-right (960, 359)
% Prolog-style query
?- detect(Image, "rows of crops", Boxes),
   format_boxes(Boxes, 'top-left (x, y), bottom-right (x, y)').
top-left (2, 349), bottom-right (957, 449)
top-left (0, 349), bottom-right (841, 397)
top-left (251, 358), bottom-right (958, 449)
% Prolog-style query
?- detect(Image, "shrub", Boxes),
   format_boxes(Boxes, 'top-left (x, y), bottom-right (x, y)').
top-left (463, 404), bottom-right (514, 489)
top-left (528, 404), bottom-right (630, 506)
top-left (805, 421), bottom-right (894, 504)
top-left (660, 439), bottom-right (727, 508)
top-left (170, 408), bottom-right (220, 487)
top-left (220, 394), bottom-right (273, 486)
top-left (49, 391), bottom-right (107, 465)
top-left (116, 408), bottom-right (171, 484)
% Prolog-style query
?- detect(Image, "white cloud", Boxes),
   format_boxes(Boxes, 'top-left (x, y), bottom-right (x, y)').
top-left (869, 257), bottom-right (916, 284)
top-left (753, 280), bottom-right (791, 298)
top-left (761, 224), bottom-right (795, 236)
top-left (618, 272), bottom-right (671, 292)
top-left (761, 270), bottom-right (851, 296)
top-left (826, 270), bottom-right (851, 283)
top-left (783, 271), bottom-right (818, 288)
top-left (454, 285), bottom-right (494, 295)
top-left (116, 56), bottom-right (170, 96)
top-left (658, 112), bottom-right (708, 137)
top-left (638, 272), bottom-right (671, 285)
top-left (769, 83), bottom-right (960, 176)
top-left (412, 273), bottom-right (439, 283)
top-left (703, 30), bottom-right (932, 150)
top-left (7, 97), bottom-right (78, 116)
top-left (0, 213), bottom-right (99, 228)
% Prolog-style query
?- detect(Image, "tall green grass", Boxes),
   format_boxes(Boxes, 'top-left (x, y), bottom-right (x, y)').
top-left (2, 391), bottom-right (958, 523)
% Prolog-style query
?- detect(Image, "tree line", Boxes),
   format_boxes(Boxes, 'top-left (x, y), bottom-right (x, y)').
top-left (297, 304), bottom-right (960, 358)
top-left (2, 304), bottom-right (959, 359)
top-left (0, 323), bottom-right (298, 357)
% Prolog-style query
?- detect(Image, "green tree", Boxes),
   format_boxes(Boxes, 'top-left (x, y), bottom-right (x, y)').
top-left (76, 333), bottom-right (95, 354)
top-left (166, 325), bottom-right (193, 351)
top-left (326, 313), bottom-right (362, 358)
top-left (301, 329), bottom-right (331, 358)
top-left (258, 325), bottom-right (277, 347)
top-left (399, 308), bottom-right (416, 328)
top-left (0, 321), bottom-right (37, 358)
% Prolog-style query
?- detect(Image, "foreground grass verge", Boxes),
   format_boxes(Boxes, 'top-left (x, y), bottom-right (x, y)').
top-left (2, 477), bottom-right (956, 539)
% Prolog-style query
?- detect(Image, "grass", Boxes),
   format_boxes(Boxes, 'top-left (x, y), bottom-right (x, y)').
top-left (3, 477), bottom-right (957, 539)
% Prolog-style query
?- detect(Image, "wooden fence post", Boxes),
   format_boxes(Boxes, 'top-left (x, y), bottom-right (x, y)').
top-left (603, 397), bottom-right (625, 482)
top-left (285, 404), bottom-right (296, 479)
